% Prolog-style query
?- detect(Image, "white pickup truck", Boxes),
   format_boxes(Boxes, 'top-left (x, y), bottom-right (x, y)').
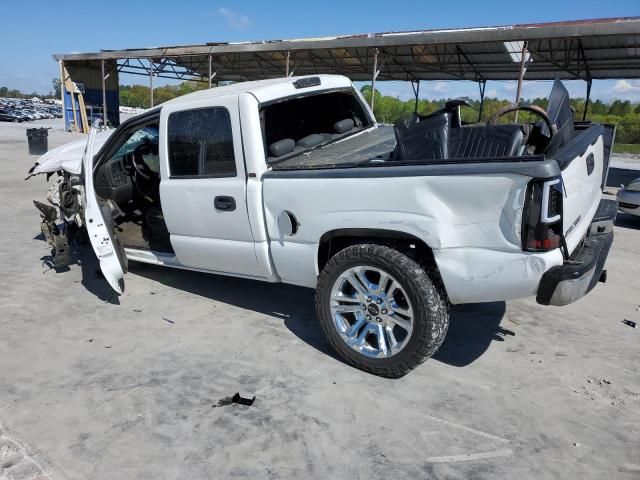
top-left (30, 74), bottom-right (617, 377)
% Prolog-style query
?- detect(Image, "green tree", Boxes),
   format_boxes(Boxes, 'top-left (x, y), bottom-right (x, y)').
top-left (119, 80), bottom-right (210, 108)
top-left (591, 99), bottom-right (607, 115)
top-left (609, 100), bottom-right (632, 116)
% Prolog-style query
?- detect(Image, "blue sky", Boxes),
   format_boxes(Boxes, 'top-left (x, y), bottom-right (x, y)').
top-left (1, 0), bottom-right (639, 102)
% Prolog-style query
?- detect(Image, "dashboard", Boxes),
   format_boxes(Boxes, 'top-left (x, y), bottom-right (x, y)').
top-left (95, 155), bottom-right (133, 204)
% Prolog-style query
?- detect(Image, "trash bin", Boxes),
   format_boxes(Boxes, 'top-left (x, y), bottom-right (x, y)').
top-left (26, 128), bottom-right (48, 155)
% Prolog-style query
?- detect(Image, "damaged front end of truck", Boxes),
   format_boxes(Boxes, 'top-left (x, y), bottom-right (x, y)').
top-left (32, 174), bottom-right (84, 268)
top-left (27, 127), bottom-right (112, 268)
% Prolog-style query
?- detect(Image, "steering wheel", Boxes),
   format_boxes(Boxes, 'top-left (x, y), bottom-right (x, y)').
top-left (132, 142), bottom-right (158, 197)
top-left (487, 104), bottom-right (557, 140)
top-left (132, 144), bottom-right (154, 179)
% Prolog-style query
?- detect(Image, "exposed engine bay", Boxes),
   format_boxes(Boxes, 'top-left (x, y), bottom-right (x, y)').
top-left (33, 173), bottom-right (84, 268)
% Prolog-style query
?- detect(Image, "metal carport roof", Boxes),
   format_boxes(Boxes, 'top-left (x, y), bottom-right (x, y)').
top-left (54, 17), bottom-right (640, 82)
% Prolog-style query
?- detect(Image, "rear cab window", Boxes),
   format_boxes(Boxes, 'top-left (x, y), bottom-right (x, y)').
top-left (167, 107), bottom-right (236, 178)
top-left (261, 89), bottom-right (373, 163)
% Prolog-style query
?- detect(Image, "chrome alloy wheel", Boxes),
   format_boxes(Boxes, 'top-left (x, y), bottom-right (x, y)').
top-left (329, 266), bottom-right (414, 358)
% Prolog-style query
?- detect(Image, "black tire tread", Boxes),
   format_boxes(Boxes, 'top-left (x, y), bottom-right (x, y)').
top-left (315, 243), bottom-right (450, 378)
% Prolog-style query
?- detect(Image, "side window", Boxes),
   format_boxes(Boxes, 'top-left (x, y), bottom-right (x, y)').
top-left (168, 107), bottom-right (236, 177)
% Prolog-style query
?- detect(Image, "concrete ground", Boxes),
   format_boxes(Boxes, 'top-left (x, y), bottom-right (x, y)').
top-left (1, 119), bottom-right (639, 480)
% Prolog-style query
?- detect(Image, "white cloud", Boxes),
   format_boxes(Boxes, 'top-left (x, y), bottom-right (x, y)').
top-left (613, 80), bottom-right (640, 94)
top-left (218, 7), bottom-right (250, 30)
top-left (433, 82), bottom-right (448, 93)
top-left (376, 83), bottom-right (413, 98)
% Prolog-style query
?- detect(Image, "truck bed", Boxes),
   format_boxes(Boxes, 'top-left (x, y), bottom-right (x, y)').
top-left (269, 125), bottom-right (546, 171)
top-left (270, 126), bottom-right (397, 170)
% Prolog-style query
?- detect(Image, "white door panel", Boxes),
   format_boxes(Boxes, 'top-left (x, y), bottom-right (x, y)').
top-left (161, 177), bottom-right (253, 240)
top-left (83, 124), bottom-right (127, 293)
top-left (159, 95), bottom-right (262, 277)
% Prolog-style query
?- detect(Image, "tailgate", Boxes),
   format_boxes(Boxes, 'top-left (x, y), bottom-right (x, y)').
top-left (553, 124), bottom-right (608, 254)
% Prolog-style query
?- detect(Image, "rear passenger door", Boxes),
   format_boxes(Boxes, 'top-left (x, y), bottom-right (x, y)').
top-left (159, 96), bottom-right (262, 278)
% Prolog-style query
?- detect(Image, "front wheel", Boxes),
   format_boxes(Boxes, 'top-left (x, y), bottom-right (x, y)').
top-left (315, 243), bottom-right (450, 378)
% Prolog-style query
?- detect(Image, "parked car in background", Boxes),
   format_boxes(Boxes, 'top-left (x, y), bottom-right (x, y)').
top-left (0, 98), bottom-right (62, 123)
top-left (0, 109), bottom-right (23, 122)
top-left (617, 178), bottom-right (640, 216)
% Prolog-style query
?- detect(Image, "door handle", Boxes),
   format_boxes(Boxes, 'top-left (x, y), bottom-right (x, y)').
top-left (214, 196), bottom-right (236, 211)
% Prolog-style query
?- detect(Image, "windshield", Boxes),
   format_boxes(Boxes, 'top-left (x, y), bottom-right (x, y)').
top-left (113, 125), bottom-right (159, 159)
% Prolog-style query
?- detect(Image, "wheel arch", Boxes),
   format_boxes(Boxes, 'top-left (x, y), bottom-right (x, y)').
top-left (316, 228), bottom-right (446, 296)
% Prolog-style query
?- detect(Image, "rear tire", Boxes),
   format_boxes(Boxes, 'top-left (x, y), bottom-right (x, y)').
top-left (315, 243), bottom-right (449, 378)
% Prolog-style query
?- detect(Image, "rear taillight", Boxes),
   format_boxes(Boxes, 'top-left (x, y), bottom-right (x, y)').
top-left (522, 178), bottom-right (563, 252)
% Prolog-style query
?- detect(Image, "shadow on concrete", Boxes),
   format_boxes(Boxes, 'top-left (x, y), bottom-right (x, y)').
top-left (75, 245), bottom-right (121, 305)
top-left (130, 262), bottom-right (342, 360)
top-left (130, 262), bottom-right (508, 369)
top-left (434, 302), bottom-right (510, 367)
top-left (34, 233), bottom-right (120, 304)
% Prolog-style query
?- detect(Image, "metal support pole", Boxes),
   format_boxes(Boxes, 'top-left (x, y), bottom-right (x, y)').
top-left (478, 80), bottom-right (486, 122)
top-left (583, 77), bottom-right (592, 121)
top-left (149, 60), bottom-right (154, 108)
top-left (59, 60), bottom-right (66, 130)
top-left (101, 60), bottom-right (108, 127)
top-left (285, 51), bottom-right (290, 77)
top-left (208, 54), bottom-right (212, 88)
top-left (514, 41), bottom-right (528, 123)
top-left (370, 48), bottom-right (379, 111)
top-left (413, 80), bottom-right (420, 112)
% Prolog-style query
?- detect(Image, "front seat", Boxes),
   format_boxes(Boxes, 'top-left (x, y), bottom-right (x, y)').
top-left (392, 112), bottom-right (450, 161)
top-left (448, 125), bottom-right (524, 159)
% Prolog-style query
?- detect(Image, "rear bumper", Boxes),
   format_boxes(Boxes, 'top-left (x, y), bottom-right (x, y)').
top-left (536, 199), bottom-right (616, 306)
